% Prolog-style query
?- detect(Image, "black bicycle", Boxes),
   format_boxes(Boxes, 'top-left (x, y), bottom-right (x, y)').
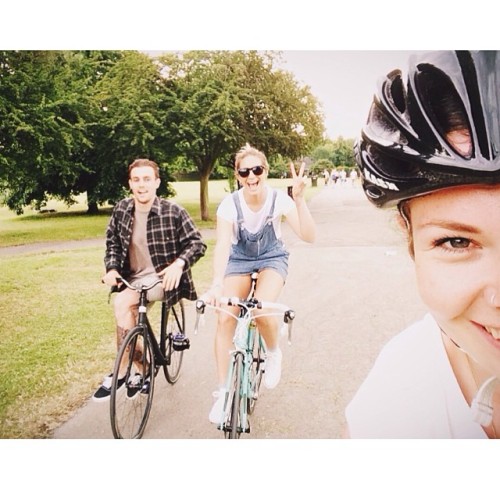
top-left (109, 277), bottom-right (189, 439)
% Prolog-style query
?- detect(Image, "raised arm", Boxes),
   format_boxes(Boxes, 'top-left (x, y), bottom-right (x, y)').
top-left (284, 161), bottom-right (316, 243)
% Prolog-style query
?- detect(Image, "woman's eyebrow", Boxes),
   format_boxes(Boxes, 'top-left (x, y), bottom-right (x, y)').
top-left (417, 220), bottom-right (481, 234)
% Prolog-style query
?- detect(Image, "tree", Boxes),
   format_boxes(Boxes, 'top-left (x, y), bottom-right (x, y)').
top-left (0, 50), bottom-right (325, 217)
top-left (310, 137), bottom-right (356, 169)
top-left (159, 50), bottom-right (325, 220)
top-left (0, 50), bottom-right (175, 215)
top-left (310, 158), bottom-right (334, 177)
top-left (80, 51), bottom-right (175, 212)
top-left (0, 51), bottom-right (94, 213)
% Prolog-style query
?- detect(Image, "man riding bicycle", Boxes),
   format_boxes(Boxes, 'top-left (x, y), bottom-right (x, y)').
top-left (93, 158), bottom-right (206, 401)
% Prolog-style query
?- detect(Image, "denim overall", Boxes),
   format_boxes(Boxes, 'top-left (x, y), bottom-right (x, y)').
top-left (225, 189), bottom-right (289, 280)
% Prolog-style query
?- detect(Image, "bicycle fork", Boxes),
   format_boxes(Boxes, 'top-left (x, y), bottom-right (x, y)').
top-left (220, 323), bottom-right (259, 435)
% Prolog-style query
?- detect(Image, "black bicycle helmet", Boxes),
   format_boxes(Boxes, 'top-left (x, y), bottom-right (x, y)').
top-left (356, 50), bottom-right (500, 208)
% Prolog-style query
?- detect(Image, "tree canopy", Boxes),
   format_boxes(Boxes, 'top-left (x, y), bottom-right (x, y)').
top-left (0, 50), bottom-right (326, 217)
top-left (0, 51), bottom-right (94, 213)
top-left (309, 137), bottom-right (356, 173)
top-left (159, 50), bottom-right (325, 220)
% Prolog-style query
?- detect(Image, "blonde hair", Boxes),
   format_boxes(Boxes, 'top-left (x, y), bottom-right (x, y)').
top-left (234, 143), bottom-right (269, 171)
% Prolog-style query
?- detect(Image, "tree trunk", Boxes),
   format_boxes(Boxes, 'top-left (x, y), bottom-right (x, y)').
top-left (87, 200), bottom-right (99, 214)
top-left (199, 170), bottom-right (210, 221)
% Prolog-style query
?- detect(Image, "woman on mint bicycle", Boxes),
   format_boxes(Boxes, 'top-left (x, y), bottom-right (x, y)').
top-left (202, 144), bottom-right (316, 424)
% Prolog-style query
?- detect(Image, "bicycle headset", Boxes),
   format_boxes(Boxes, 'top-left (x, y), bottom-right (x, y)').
top-left (355, 50), bottom-right (500, 209)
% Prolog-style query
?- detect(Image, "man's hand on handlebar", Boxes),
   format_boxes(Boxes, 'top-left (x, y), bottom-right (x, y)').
top-left (102, 269), bottom-right (122, 287)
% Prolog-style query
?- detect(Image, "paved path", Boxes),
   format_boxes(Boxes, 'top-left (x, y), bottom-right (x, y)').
top-left (51, 184), bottom-right (427, 439)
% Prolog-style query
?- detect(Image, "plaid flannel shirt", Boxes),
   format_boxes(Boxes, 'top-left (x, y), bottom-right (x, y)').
top-left (104, 197), bottom-right (206, 307)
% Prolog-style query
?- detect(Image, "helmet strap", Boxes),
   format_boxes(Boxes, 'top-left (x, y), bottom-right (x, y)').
top-left (470, 376), bottom-right (499, 428)
top-left (441, 326), bottom-right (499, 432)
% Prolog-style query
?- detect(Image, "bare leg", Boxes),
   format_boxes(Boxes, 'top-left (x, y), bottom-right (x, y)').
top-left (253, 269), bottom-right (285, 350)
top-left (113, 289), bottom-right (139, 343)
top-left (113, 289), bottom-right (140, 375)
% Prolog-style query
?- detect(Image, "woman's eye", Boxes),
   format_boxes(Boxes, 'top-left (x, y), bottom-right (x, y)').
top-left (447, 238), bottom-right (470, 249)
top-left (434, 237), bottom-right (472, 250)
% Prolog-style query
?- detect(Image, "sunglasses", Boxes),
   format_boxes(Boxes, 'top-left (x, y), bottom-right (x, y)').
top-left (237, 165), bottom-right (265, 178)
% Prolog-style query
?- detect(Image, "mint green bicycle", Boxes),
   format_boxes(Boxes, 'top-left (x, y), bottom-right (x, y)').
top-left (195, 274), bottom-right (295, 438)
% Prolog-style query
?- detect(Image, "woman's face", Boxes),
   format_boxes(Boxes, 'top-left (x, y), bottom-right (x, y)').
top-left (236, 154), bottom-right (268, 195)
top-left (408, 184), bottom-right (500, 378)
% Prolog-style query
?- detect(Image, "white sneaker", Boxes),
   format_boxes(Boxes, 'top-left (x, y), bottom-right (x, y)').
top-left (208, 389), bottom-right (226, 424)
top-left (264, 347), bottom-right (282, 389)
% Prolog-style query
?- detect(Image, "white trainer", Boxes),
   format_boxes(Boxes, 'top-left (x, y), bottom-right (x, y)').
top-left (264, 347), bottom-right (282, 389)
top-left (208, 389), bottom-right (226, 424)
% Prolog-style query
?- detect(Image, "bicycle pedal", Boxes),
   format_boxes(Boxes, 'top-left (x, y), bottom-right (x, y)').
top-left (140, 379), bottom-right (151, 395)
top-left (173, 337), bottom-right (190, 351)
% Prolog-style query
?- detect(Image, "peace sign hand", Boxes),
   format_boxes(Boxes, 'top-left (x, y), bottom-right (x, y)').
top-left (290, 161), bottom-right (307, 200)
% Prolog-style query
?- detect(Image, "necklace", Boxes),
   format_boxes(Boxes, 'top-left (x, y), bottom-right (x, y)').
top-left (466, 354), bottom-right (498, 439)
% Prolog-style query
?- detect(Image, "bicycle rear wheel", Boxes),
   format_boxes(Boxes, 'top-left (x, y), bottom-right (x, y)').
top-left (110, 326), bottom-right (155, 439)
top-left (224, 353), bottom-right (243, 439)
top-left (163, 300), bottom-right (185, 384)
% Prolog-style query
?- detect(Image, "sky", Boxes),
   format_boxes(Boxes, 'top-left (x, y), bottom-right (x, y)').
top-left (146, 49), bottom-right (416, 140)
top-left (278, 50), bottom-right (416, 139)
top-left (3, 4), bottom-right (494, 142)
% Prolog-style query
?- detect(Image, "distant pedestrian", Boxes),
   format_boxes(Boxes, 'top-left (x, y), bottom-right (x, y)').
top-left (330, 168), bottom-right (338, 186)
top-left (323, 169), bottom-right (330, 187)
top-left (349, 169), bottom-right (358, 186)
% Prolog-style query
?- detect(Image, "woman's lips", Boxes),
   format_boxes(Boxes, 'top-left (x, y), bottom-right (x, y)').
top-left (471, 321), bottom-right (500, 347)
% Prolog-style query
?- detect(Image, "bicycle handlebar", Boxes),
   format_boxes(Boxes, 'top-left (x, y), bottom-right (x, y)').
top-left (115, 276), bottom-right (163, 292)
top-left (194, 297), bottom-right (296, 344)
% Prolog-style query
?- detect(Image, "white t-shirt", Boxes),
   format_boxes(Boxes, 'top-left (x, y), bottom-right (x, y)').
top-left (217, 186), bottom-right (295, 244)
top-left (345, 314), bottom-right (487, 438)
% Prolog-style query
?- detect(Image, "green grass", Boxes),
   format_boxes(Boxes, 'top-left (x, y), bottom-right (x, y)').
top-left (0, 180), bottom-right (226, 248)
top-left (0, 178), bottom-right (316, 437)
top-left (0, 242), bottom-right (215, 438)
top-left (0, 178), bottom-right (315, 247)
top-left (0, 247), bottom-right (116, 437)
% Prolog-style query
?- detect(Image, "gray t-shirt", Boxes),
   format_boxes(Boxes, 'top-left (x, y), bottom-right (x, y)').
top-left (129, 209), bottom-right (155, 278)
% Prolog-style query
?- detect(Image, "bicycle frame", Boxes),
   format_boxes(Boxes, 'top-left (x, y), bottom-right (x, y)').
top-left (229, 307), bottom-right (260, 434)
top-left (119, 277), bottom-right (176, 369)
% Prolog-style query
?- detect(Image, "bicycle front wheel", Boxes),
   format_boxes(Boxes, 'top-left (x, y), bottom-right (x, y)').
top-left (110, 326), bottom-right (155, 439)
top-left (163, 300), bottom-right (185, 384)
top-left (225, 352), bottom-right (243, 439)
top-left (248, 332), bottom-right (265, 415)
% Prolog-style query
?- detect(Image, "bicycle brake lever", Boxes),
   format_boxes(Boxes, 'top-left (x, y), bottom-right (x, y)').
top-left (284, 310), bottom-right (295, 345)
top-left (194, 300), bottom-right (206, 335)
